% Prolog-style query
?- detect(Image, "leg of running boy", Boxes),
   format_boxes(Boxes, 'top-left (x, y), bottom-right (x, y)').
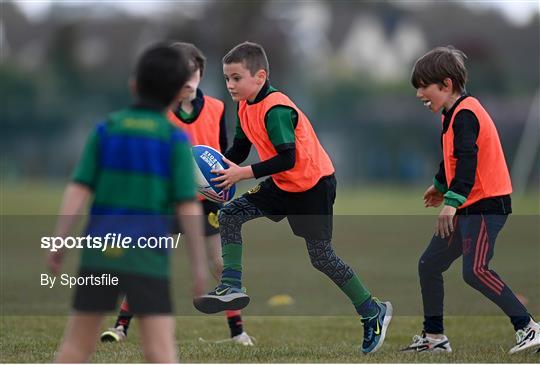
top-left (206, 233), bottom-right (253, 346)
top-left (100, 298), bottom-right (131, 342)
top-left (138, 315), bottom-right (177, 363)
top-left (102, 235), bottom-right (254, 346)
top-left (287, 174), bottom-right (392, 354)
top-left (403, 215), bottom-right (539, 354)
top-left (401, 221), bottom-right (462, 353)
top-left (196, 179), bottom-right (391, 353)
top-left (304, 237), bottom-right (392, 354)
top-left (55, 313), bottom-right (104, 362)
top-left (194, 196), bottom-right (263, 314)
top-left (459, 215), bottom-right (538, 354)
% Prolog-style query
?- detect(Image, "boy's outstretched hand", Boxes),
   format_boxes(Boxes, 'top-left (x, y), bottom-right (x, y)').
top-left (436, 205), bottom-right (457, 239)
top-left (211, 157), bottom-right (254, 190)
top-left (423, 184), bottom-right (444, 207)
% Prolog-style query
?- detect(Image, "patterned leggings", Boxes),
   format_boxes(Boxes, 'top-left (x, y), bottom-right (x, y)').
top-left (219, 196), bottom-right (354, 287)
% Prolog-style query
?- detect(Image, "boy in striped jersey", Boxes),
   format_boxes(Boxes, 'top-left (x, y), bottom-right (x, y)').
top-left (46, 43), bottom-right (207, 362)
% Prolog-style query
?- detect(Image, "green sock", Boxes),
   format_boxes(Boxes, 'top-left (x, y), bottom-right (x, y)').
top-left (341, 275), bottom-right (377, 317)
top-left (221, 243), bottom-right (243, 288)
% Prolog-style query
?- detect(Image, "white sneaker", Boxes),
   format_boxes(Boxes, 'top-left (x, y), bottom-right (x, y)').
top-left (509, 320), bottom-right (540, 354)
top-left (198, 331), bottom-right (255, 346)
top-left (100, 325), bottom-right (127, 342)
top-left (232, 331), bottom-right (255, 346)
top-left (401, 332), bottom-right (452, 353)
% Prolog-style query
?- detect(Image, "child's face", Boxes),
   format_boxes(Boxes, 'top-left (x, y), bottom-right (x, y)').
top-left (223, 62), bottom-right (266, 102)
top-left (415, 78), bottom-right (456, 113)
top-left (179, 69), bottom-right (201, 101)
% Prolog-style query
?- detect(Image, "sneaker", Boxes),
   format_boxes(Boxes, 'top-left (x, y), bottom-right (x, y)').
top-left (193, 283), bottom-right (250, 314)
top-left (360, 299), bottom-right (393, 354)
top-left (232, 331), bottom-right (255, 346)
top-left (400, 331), bottom-right (452, 353)
top-left (100, 326), bottom-right (127, 342)
top-left (198, 331), bottom-right (256, 346)
top-left (509, 320), bottom-right (540, 354)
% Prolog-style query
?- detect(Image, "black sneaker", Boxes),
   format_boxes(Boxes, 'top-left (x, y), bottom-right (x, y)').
top-left (193, 283), bottom-right (250, 314)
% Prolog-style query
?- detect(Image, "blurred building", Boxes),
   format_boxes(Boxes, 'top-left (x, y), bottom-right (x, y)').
top-left (2, 1), bottom-right (539, 188)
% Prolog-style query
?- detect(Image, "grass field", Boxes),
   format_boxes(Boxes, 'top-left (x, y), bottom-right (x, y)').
top-left (1, 316), bottom-right (539, 363)
top-left (1, 181), bottom-right (539, 362)
top-left (2, 180), bottom-right (539, 215)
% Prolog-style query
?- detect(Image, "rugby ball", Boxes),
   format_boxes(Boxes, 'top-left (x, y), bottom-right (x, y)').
top-left (192, 145), bottom-right (236, 203)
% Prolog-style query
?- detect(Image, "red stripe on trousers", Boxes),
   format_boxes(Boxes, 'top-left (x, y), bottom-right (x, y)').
top-left (473, 221), bottom-right (484, 275)
top-left (479, 230), bottom-right (503, 291)
top-left (473, 220), bottom-right (503, 295)
top-left (478, 221), bottom-right (505, 291)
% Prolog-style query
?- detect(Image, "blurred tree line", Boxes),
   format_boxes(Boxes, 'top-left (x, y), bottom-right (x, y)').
top-left (1, 1), bottom-right (538, 187)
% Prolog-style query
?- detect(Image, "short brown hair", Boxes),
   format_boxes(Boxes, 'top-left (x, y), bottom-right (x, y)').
top-left (135, 43), bottom-right (189, 108)
top-left (222, 41), bottom-right (269, 77)
top-left (411, 46), bottom-right (468, 94)
top-left (170, 42), bottom-right (206, 77)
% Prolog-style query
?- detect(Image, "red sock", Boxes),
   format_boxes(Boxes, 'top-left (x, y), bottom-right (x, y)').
top-left (226, 310), bottom-right (241, 318)
top-left (120, 299), bottom-right (130, 313)
top-left (226, 310), bottom-right (243, 337)
top-left (115, 298), bottom-right (133, 330)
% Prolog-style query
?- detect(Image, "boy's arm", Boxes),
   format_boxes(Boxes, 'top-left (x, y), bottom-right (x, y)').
top-left (223, 111), bottom-right (252, 164)
top-left (171, 132), bottom-right (207, 297)
top-left (444, 110), bottom-right (479, 208)
top-left (251, 147), bottom-right (295, 178)
top-left (54, 183), bottom-right (92, 237)
top-left (434, 110), bottom-right (478, 238)
top-left (219, 104), bottom-right (228, 153)
top-left (224, 138), bottom-right (252, 164)
top-left (47, 183), bottom-right (92, 274)
top-left (433, 160), bottom-right (448, 193)
top-left (176, 201), bottom-right (207, 298)
top-left (47, 126), bottom-right (101, 274)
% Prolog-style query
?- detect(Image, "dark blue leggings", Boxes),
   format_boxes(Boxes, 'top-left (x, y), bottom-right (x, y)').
top-left (419, 214), bottom-right (531, 333)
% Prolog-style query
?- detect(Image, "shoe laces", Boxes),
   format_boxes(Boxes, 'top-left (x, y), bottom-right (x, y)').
top-left (210, 283), bottom-right (232, 294)
top-left (360, 312), bottom-right (378, 324)
top-left (212, 283), bottom-right (246, 294)
top-left (411, 331), bottom-right (428, 345)
top-left (360, 313), bottom-right (379, 342)
top-left (363, 326), bottom-right (374, 342)
top-left (515, 329), bottom-right (527, 343)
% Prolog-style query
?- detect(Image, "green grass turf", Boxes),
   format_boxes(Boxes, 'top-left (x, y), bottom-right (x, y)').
top-left (1, 316), bottom-right (539, 362)
top-left (2, 181), bottom-right (539, 215)
top-left (1, 181), bottom-right (539, 362)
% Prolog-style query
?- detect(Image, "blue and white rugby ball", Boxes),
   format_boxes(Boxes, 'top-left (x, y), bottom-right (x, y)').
top-left (192, 145), bottom-right (236, 203)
